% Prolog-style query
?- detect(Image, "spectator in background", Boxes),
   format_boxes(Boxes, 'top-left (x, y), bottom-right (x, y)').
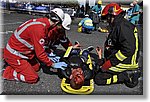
top-left (126, 3), bottom-right (134, 20)
top-left (91, 0), bottom-right (102, 30)
top-left (80, 5), bottom-right (85, 18)
top-left (92, 0), bottom-right (102, 15)
top-left (138, 1), bottom-right (143, 25)
top-left (129, 0), bottom-right (140, 25)
top-left (76, 5), bottom-right (81, 17)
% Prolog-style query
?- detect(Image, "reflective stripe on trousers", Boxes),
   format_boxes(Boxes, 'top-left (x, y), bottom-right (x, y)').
top-left (6, 44), bottom-right (29, 59)
top-left (13, 70), bottom-right (26, 82)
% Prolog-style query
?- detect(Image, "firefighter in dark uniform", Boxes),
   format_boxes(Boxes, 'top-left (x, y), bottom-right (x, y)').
top-left (94, 3), bottom-right (141, 88)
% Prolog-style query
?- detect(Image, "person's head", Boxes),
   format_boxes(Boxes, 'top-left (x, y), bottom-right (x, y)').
top-left (85, 14), bottom-right (89, 18)
top-left (101, 3), bottom-right (123, 24)
top-left (97, 0), bottom-right (102, 7)
top-left (130, 3), bottom-right (134, 8)
top-left (51, 13), bottom-right (72, 34)
top-left (70, 68), bottom-right (85, 90)
top-left (47, 8), bottom-right (65, 26)
top-left (133, 0), bottom-right (138, 5)
top-left (53, 13), bottom-right (72, 36)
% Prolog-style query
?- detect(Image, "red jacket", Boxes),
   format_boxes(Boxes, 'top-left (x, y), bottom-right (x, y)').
top-left (4, 18), bottom-right (53, 66)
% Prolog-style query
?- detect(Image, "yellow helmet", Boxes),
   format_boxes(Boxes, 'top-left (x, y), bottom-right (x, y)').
top-left (98, 0), bottom-right (102, 4)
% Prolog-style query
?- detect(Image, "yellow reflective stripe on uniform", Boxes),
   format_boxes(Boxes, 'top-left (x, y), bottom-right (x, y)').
top-left (117, 63), bottom-right (138, 67)
top-left (132, 54), bottom-right (135, 65)
top-left (84, 19), bottom-right (93, 26)
top-left (115, 50), bottom-right (127, 61)
top-left (113, 75), bottom-right (118, 83)
top-left (63, 46), bottom-right (73, 57)
top-left (131, 27), bottom-right (139, 65)
top-left (109, 67), bottom-right (127, 72)
top-left (134, 27), bottom-right (138, 32)
top-left (109, 64), bottom-right (138, 72)
top-left (106, 78), bottom-right (111, 84)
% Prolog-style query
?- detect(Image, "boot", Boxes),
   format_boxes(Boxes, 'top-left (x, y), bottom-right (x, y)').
top-left (124, 69), bottom-right (141, 88)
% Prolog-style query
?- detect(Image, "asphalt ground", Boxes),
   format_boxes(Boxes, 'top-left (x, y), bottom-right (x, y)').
top-left (0, 11), bottom-right (143, 95)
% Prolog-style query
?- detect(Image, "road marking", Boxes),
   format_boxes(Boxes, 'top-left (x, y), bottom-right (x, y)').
top-left (0, 22), bottom-right (23, 26)
top-left (0, 31), bottom-right (14, 34)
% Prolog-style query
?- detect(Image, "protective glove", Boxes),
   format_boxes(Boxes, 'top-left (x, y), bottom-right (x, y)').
top-left (52, 62), bottom-right (68, 70)
top-left (48, 52), bottom-right (60, 63)
top-left (48, 52), bottom-right (56, 57)
top-left (49, 56), bottom-right (61, 63)
top-left (101, 60), bottom-right (112, 71)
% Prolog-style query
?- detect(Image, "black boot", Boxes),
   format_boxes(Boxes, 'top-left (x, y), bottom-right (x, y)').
top-left (124, 69), bottom-right (141, 88)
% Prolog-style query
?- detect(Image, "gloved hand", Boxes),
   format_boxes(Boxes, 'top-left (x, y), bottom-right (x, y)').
top-left (49, 56), bottom-right (61, 63)
top-left (48, 52), bottom-right (60, 63)
top-left (48, 52), bottom-right (56, 57)
top-left (52, 62), bottom-right (68, 70)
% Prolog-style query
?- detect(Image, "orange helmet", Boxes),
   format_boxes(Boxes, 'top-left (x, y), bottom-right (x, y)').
top-left (102, 3), bottom-right (123, 16)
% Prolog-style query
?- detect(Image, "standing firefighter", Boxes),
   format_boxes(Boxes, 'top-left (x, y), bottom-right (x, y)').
top-left (94, 3), bottom-right (141, 88)
top-left (2, 8), bottom-right (68, 84)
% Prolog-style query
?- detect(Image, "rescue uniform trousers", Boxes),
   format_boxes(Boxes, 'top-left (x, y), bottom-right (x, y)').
top-left (3, 57), bottom-right (40, 84)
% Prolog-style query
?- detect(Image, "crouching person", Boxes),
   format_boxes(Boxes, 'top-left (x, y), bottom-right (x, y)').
top-left (78, 14), bottom-right (94, 34)
top-left (94, 3), bottom-right (141, 88)
top-left (2, 8), bottom-right (68, 84)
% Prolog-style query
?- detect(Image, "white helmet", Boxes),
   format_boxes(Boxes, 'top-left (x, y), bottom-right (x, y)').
top-left (130, 3), bottom-right (134, 7)
top-left (85, 14), bottom-right (89, 17)
top-left (51, 8), bottom-right (65, 22)
top-left (62, 13), bottom-right (72, 30)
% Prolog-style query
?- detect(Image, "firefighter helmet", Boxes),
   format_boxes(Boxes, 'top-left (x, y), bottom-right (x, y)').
top-left (62, 13), bottom-right (72, 30)
top-left (102, 3), bottom-right (123, 16)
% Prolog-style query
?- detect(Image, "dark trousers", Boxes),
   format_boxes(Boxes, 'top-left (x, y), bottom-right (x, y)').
top-left (94, 71), bottom-right (128, 85)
